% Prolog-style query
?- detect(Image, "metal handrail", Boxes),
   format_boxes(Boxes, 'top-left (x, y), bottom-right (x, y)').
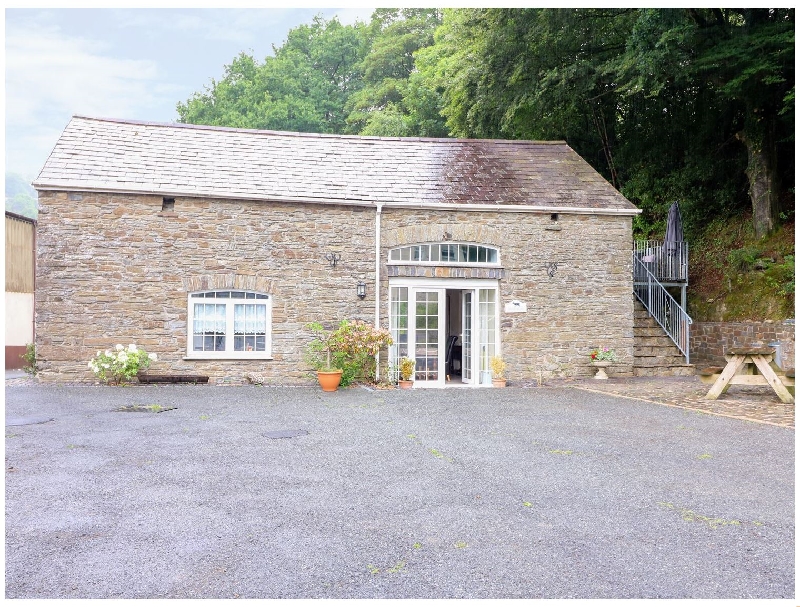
top-left (633, 254), bottom-right (693, 363)
top-left (633, 240), bottom-right (688, 283)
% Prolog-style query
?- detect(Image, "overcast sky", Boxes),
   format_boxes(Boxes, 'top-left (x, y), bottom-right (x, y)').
top-left (5, 6), bottom-right (376, 182)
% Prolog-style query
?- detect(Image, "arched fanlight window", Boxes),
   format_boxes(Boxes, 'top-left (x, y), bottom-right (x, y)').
top-left (388, 243), bottom-right (499, 265)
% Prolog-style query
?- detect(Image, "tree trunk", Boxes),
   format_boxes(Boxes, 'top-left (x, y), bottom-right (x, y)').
top-left (737, 119), bottom-right (780, 238)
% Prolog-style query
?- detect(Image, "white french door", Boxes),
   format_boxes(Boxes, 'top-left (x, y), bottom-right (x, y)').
top-left (389, 279), bottom-right (498, 388)
top-left (461, 291), bottom-right (473, 383)
top-left (476, 288), bottom-right (498, 385)
top-left (412, 289), bottom-right (445, 387)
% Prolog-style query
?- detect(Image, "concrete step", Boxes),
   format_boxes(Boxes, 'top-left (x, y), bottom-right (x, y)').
top-left (633, 297), bottom-right (694, 377)
top-left (634, 327), bottom-right (674, 339)
top-left (635, 345), bottom-right (689, 358)
top-left (634, 355), bottom-right (691, 368)
top-left (633, 335), bottom-right (680, 354)
top-left (633, 364), bottom-right (696, 377)
top-left (634, 317), bottom-right (666, 329)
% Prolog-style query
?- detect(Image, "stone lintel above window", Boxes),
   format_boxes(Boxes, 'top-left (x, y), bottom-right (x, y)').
top-left (387, 266), bottom-right (505, 280)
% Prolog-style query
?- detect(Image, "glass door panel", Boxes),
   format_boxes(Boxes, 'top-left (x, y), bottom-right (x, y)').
top-left (462, 292), bottom-right (473, 383)
top-left (389, 281), bottom-right (496, 388)
top-left (389, 286), bottom-right (409, 378)
top-left (478, 288), bottom-right (497, 385)
top-left (414, 291), bottom-right (441, 383)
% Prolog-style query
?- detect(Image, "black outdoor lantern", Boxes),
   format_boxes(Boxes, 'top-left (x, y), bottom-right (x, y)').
top-left (356, 281), bottom-right (367, 299)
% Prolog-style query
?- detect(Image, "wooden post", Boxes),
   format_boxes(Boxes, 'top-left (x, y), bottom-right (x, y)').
top-left (704, 354), bottom-right (746, 400)
top-left (751, 354), bottom-right (795, 404)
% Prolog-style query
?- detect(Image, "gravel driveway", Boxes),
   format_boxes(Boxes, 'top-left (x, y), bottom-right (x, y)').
top-left (5, 383), bottom-right (794, 599)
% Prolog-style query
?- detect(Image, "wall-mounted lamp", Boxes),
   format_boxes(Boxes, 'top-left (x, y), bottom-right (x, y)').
top-left (546, 262), bottom-right (558, 278)
top-left (356, 281), bottom-right (367, 299)
top-left (325, 252), bottom-right (341, 267)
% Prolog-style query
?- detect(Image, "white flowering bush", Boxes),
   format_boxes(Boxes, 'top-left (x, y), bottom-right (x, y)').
top-left (88, 344), bottom-right (157, 385)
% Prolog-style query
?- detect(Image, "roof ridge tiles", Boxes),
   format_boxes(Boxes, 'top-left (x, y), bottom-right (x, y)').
top-left (69, 115), bottom-right (566, 146)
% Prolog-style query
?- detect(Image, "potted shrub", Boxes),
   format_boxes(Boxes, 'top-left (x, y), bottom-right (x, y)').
top-left (305, 322), bottom-right (345, 391)
top-left (398, 357), bottom-right (415, 389)
top-left (490, 355), bottom-right (507, 387)
top-left (333, 320), bottom-right (393, 387)
top-left (306, 320), bottom-right (393, 391)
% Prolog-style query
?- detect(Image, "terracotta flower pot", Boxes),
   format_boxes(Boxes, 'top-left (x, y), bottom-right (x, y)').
top-left (398, 379), bottom-right (413, 389)
top-left (317, 370), bottom-right (343, 392)
top-left (492, 378), bottom-right (507, 388)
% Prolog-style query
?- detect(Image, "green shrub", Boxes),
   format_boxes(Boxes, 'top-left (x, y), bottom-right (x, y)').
top-left (305, 319), bottom-right (393, 387)
top-left (21, 343), bottom-right (38, 376)
top-left (765, 255), bottom-right (795, 297)
top-left (728, 246), bottom-right (761, 272)
top-left (88, 344), bottom-right (157, 385)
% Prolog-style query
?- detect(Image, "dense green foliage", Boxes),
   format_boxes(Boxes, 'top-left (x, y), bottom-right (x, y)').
top-left (177, 8), bottom-right (794, 241)
top-left (346, 9), bottom-right (446, 136)
top-left (177, 16), bottom-right (369, 133)
top-left (689, 216), bottom-right (794, 320)
top-left (5, 172), bottom-right (38, 219)
top-left (304, 319), bottom-right (393, 386)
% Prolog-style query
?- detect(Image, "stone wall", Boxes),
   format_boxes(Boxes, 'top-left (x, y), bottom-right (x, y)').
top-left (380, 210), bottom-right (635, 382)
top-left (36, 192), bottom-right (377, 383)
top-left (690, 320), bottom-right (796, 370)
top-left (35, 191), bottom-right (634, 383)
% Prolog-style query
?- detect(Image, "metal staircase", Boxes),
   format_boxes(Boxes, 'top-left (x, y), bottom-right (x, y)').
top-left (633, 242), bottom-right (694, 375)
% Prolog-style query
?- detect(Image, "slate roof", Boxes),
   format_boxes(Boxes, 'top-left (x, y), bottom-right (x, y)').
top-left (34, 116), bottom-right (639, 214)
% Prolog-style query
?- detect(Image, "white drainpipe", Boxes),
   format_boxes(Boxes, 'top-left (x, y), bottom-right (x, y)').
top-left (374, 203), bottom-right (383, 379)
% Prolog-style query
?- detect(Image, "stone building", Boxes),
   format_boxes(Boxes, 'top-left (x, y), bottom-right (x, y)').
top-left (32, 115), bottom-right (640, 386)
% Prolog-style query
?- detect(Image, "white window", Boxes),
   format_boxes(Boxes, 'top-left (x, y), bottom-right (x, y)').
top-left (186, 291), bottom-right (272, 359)
top-left (388, 243), bottom-right (499, 265)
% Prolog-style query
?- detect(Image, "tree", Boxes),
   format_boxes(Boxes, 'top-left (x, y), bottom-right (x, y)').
top-left (612, 8), bottom-right (794, 237)
top-left (414, 8), bottom-right (794, 237)
top-left (415, 9), bottom-right (638, 182)
top-left (691, 8), bottom-right (794, 237)
top-left (5, 172), bottom-right (38, 219)
top-left (345, 9), bottom-right (446, 136)
top-left (177, 16), bottom-right (368, 133)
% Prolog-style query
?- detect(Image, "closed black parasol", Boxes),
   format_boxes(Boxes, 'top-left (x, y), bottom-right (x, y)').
top-left (664, 201), bottom-right (684, 255)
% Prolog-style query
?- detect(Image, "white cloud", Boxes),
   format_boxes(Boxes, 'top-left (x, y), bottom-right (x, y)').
top-left (4, 7), bottom-right (377, 178)
top-left (6, 23), bottom-right (177, 125)
top-left (5, 21), bottom-right (183, 177)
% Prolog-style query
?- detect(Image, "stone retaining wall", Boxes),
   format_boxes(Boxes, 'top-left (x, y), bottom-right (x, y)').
top-left (690, 320), bottom-right (796, 369)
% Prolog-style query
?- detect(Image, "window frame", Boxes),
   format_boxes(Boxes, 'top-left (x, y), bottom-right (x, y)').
top-left (185, 290), bottom-right (273, 360)
top-left (388, 242), bottom-right (500, 267)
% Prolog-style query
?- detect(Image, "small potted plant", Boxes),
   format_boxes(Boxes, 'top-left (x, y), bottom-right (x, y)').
top-left (305, 322), bottom-right (345, 392)
top-left (589, 346), bottom-right (617, 380)
top-left (489, 355), bottom-right (507, 387)
top-left (398, 357), bottom-right (415, 389)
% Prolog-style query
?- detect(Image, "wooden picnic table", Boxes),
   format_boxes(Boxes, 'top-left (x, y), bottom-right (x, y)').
top-left (701, 347), bottom-right (794, 404)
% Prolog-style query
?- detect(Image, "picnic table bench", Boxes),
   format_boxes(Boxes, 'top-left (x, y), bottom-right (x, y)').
top-left (700, 347), bottom-right (794, 404)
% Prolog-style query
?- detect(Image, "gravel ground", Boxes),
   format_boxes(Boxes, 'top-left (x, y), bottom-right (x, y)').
top-left (4, 383), bottom-right (795, 599)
